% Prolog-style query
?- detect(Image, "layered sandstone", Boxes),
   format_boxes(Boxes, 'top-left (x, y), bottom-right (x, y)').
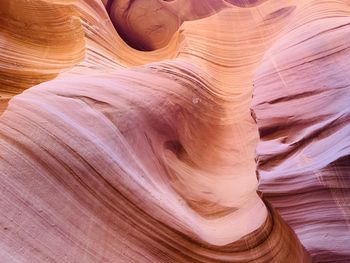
top-left (0, 0), bottom-right (349, 262)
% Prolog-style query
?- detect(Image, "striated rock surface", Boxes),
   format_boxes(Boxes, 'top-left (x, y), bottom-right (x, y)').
top-left (0, 0), bottom-right (349, 262)
top-left (252, 1), bottom-right (350, 261)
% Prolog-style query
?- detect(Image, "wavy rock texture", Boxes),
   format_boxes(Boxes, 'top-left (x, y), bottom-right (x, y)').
top-left (0, 0), bottom-right (348, 262)
top-left (252, 1), bottom-right (350, 261)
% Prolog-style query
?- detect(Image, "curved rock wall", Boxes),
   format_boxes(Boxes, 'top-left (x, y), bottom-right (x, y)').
top-left (252, 1), bottom-right (350, 261)
top-left (0, 0), bottom-right (349, 262)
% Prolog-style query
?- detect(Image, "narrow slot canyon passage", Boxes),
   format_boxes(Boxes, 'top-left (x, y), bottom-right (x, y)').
top-left (0, 0), bottom-right (349, 262)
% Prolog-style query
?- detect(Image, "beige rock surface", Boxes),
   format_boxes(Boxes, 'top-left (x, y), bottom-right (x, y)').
top-left (0, 0), bottom-right (349, 262)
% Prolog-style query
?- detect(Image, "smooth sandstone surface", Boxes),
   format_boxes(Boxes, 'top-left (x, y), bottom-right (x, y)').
top-left (0, 0), bottom-right (349, 262)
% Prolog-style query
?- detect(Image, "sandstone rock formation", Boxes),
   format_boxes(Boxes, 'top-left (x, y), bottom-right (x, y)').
top-left (0, 0), bottom-right (349, 262)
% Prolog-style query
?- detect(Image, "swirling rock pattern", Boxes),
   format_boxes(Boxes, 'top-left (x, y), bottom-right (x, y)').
top-left (252, 1), bottom-right (350, 261)
top-left (0, 0), bottom-right (348, 262)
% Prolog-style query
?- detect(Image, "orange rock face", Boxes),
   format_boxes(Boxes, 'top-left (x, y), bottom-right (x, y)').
top-left (0, 0), bottom-right (348, 262)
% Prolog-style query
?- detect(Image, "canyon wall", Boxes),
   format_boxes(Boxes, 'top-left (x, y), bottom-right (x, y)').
top-left (0, 0), bottom-right (349, 262)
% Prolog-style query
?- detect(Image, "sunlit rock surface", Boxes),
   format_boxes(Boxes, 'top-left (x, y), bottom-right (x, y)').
top-left (0, 0), bottom-right (348, 262)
